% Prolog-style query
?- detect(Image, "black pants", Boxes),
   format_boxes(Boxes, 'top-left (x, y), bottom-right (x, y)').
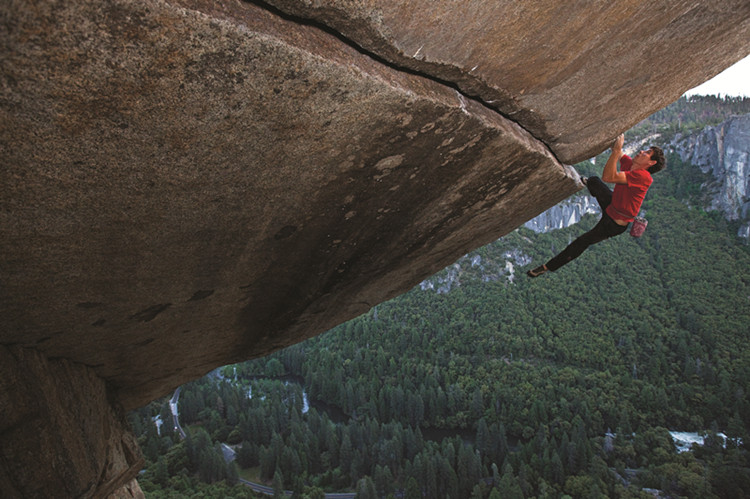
top-left (545, 176), bottom-right (629, 271)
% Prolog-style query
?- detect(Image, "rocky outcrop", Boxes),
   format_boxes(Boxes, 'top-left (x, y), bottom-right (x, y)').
top-left (1, 0), bottom-right (749, 496)
top-left (2, 0), bottom-right (578, 412)
top-left (419, 248), bottom-right (532, 292)
top-left (0, 346), bottom-right (143, 499)
top-left (264, 0), bottom-right (750, 163)
top-left (524, 195), bottom-right (600, 233)
top-left (109, 479), bottom-right (146, 499)
top-left (672, 114), bottom-right (750, 237)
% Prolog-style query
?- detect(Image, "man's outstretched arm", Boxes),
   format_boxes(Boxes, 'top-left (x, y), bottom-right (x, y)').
top-left (601, 134), bottom-right (627, 184)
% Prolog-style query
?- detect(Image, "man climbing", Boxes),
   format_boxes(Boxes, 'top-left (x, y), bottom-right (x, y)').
top-left (527, 134), bottom-right (665, 277)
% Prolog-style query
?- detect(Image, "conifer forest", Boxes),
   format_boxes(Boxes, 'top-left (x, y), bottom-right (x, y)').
top-left (130, 96), bottom-right (750, 498)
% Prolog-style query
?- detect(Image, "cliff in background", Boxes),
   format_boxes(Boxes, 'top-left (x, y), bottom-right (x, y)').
top-left (1, 0), bottom-right (749, 496)
top-left (524, 195), bottom-right (600, 234)
top-left (672, 114), bottom-right (750, 238)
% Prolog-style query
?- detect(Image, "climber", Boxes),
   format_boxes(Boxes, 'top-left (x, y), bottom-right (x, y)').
top-left (527, 134), bottom-right (665, 277)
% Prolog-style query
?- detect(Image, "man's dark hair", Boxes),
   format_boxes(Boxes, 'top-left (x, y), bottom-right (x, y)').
top-left (647, 146), bottom-right (665, 174)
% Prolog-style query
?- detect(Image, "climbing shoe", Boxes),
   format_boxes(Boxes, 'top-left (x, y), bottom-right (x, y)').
top-left (526, 265), bottom-right (548, 278)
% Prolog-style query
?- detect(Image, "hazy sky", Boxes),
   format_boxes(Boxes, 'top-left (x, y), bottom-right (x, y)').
top-left (684, 54), bottom-right (750, 98)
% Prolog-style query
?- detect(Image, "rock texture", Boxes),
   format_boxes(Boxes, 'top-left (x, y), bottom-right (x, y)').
top-left (109, 479), bottom-right (146, 499)
top-left (264, 0), bottom-right (750, 163)
top-left (419, 248), bottom-right (532, 292)
top-left (1, 0), bottom-right (749, 496)
top-left (524, 195), bottom-right (600, 233)
top-left (0, 345), bottom-right (143, 499)
top-left (672, 114), bottom-right (750, 237)
top-left (1, 0), bottom-right (577, 412)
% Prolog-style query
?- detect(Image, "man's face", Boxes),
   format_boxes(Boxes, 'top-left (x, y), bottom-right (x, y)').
top-left (633, 148), bottom-right (655, 169)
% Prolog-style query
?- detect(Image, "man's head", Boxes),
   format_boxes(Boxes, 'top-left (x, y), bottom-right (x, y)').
top-left (633, 146), bottom-right (665, 174)
top-left (647, 146), bottom-right (665, 174)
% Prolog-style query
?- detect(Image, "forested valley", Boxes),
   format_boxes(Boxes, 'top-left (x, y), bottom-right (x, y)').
top-left (129, 96), bottom-right (750, 498)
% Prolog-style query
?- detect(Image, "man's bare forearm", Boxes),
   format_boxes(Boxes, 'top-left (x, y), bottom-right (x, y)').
top-left (602, 134), bottom-right (626, 184)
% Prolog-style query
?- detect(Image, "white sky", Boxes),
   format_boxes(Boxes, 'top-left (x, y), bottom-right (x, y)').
top-left (684, 54), bottom-right (750, 98)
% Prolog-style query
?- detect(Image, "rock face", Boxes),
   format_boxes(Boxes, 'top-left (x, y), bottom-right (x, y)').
top-left (264, 0), bottom-right (750, 163)
top-left (419, 248), bottom-right (532, 292)
top-left (524, 195), bottom-right (600, 233)
top-left (1, 0), bottom-right (749, 496)
top-left (0, 345), bottom-right (143, 499)
top-left (108, 479), bottom-right (146, 499)
top-left (2, 0), bottom-right (578, 411)
top-left (672, 114), bottom-right (750, 237)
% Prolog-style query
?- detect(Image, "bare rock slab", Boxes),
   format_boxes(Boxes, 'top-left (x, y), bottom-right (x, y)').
top-left (0, 346), bottom-right (143, 499)
top-left (265, 0), bottom-right (750, 163)
top-left (1, 0), bottom-right (576, 412)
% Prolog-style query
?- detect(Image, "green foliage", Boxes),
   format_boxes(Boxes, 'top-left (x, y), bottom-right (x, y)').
top-left (139, 479), bottom-right (256, 499)
top-left (130, 96), bottom-right (750, 498)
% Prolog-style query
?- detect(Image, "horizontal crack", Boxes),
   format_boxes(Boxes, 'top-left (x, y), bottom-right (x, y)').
top-left (244, 0), bottom-right (564, 165)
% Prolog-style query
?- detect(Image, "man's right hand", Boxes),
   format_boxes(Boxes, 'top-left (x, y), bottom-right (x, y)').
top-left (603, 134), bottom-right (627, 184)
top-left (613, 134), bottom-right (625, 151)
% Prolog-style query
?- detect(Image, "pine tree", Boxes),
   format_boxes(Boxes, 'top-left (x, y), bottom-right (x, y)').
top-left (373, 465), bottom-right (395, 497)
top-left (496, 462), bottom-right (524, 499)
top-left (354, 476), bottom-right (378, 499)
top-left (272, 467), bottom-right (284, 498)
top-left (476, 418), bottom-right (491, 459)
top-left (404, 477), bottom-right (420, 499)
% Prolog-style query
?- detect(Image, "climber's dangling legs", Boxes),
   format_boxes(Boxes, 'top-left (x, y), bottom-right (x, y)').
top-left (526, 134), bottom-right (665, 278)
top-left (526, 177), bottom-right (623, 277)
top-left (544, 214), bottom-right (628, 271)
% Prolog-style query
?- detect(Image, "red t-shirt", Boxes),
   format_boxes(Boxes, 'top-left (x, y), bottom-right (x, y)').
top-left (605, 155), bottom-right (653, 222)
